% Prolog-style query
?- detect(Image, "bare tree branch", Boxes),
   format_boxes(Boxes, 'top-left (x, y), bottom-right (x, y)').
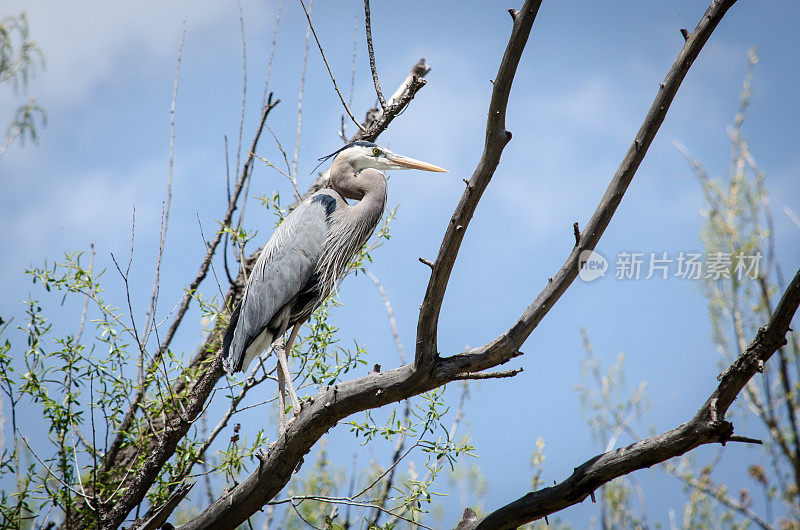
top-left (465, 266), bottom-right (799, 530)
top-left (260, 0), bottom-right (282, 111)
top-left (365, 269), bottom-right (406, 363)
top-left (414, 0), bottom-right (543, 369)
top-left (433, 0), bottom-right (740, 380)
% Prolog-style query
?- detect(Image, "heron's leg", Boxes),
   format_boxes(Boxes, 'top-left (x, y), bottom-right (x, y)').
top-left (274, 313), bottom-right (290, 437)
top-left (277, 357), bottom-right (287, 435)
top-left (279, 322), bottom-right (303, 415)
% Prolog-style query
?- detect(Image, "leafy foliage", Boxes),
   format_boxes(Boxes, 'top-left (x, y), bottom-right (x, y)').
top-left (0, 10), bottom-right (45, 157)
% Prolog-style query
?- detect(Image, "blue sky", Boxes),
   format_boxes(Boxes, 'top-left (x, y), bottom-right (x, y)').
top-left (1, 0), bottom-right (799, 526)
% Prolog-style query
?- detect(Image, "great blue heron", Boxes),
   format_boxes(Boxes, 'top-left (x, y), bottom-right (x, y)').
top-left (221, 140), bottom-right (446, 432)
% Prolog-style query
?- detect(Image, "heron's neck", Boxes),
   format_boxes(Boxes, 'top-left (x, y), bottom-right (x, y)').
top-left (316, 164), bottom-right (387, 295)
top-left (330, 160), bottom-right (387, 205)
top-left (329, 161), bottom-right (387, 240)
top-left (351, 180), bottom-right (387, 232)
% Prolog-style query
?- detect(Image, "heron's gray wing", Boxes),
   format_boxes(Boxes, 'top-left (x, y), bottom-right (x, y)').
top-left (222, 190), bottom-right (340, 372)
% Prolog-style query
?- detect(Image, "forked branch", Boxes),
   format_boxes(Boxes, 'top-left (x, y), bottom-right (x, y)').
top-left (435, 0), bottom-right (740, 379)
top-left (176, 1), bottom-right (740, 527)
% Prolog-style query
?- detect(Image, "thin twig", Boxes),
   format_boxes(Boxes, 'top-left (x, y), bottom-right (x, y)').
top-left (261, 0), bottom-right (283, 111)
top-left (298, 0), bottom-right (367, 133)
top-left (342, 452), bottom-right (358, 527)
top-left (348, 15), bottom-right (358, 109)
top-left (142, 20), bottom-right (186, 354)
top-left (18, 431), bottom-right (95, 507)
top-left (234, 0), bottom-right (247, 185)
top-left (269, 495), bottom-right (432, 529)
top-left (196, 215), bottom-right (226, 301)
top-left (253, 151), bottom-right (299, 200)
top-left (363, 0), bottom-right (386, 109)
top-left (292, 0), bottom-right (313, 181)
top-left (365, 269), bottom-right (405, 363)
top-left (75, 243), bottom-right (95, 344)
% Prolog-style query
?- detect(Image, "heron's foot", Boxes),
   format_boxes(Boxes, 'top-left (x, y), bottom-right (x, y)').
top-left (289, 395), bottom-right (302, 416)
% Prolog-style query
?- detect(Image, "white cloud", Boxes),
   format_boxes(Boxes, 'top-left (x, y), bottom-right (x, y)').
top-left (0, 161), bottom-right (162, 288)
top-left (0, 0), bottom-right (268, 106)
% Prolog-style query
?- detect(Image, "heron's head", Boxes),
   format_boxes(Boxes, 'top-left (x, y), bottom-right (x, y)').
top-left (319, 141), bottom-right (448, 174)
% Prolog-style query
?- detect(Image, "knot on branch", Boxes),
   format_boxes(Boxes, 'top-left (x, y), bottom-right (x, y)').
top-left (456, 507), bottom-right (479, 529)
top-left (711, 419), bottom-right (735, 445)
top-left (411, 58), bottom-right (430, 77)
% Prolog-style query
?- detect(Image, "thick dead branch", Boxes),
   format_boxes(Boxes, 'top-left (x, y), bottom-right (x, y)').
top-left (414, 0), bottom-right (542, 369)
top-left (435, 0), bottom-right (740, 380)
top-left (465, 267), bottom-right (799, 529)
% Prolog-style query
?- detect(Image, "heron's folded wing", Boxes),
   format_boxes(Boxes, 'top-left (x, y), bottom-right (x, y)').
top-left (225, 191), bottom-right (337, 370)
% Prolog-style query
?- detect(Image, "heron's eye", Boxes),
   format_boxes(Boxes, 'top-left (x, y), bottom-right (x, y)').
top-left (372, 147), bottom-right (380, 156)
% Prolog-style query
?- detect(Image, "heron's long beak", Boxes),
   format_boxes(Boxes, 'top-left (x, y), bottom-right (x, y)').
top-left (387, 153), bottom-right (448, 172)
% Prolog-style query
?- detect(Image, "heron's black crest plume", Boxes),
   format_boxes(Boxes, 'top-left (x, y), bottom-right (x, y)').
top-left (311, 140), bottom-right (378, 174)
